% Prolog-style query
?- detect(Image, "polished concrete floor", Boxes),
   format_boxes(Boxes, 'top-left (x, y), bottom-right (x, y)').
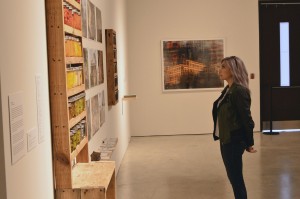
top-left (116, 132), bottom-right (300, 199)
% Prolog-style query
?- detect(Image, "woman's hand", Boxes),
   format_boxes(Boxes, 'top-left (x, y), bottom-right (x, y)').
top-left (246, 146), bottom-right (257, 153)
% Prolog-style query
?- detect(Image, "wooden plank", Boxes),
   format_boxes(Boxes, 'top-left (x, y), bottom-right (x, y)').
top-left (106, 171), bottom-right (116, 199)
top-left (56, 189), bottom-right (81, 199)
top-left (45, 0), bottom-right (73, 189)
top-left (66, 57), bottom-right (84, 64)
top-left (64, 24), bottom-right (82, 37)
top-left (67, 84), bottom-right (85, 97)
top-left (76, 143), bottom-right (89, 163)
top-left (81, 188), bottom-right (105, 199)
top-left (69, 110), bottom-right (86, 129)
top-left (105, 29), bottom-right (118, 106)
top-left (70, 137), bottom-right (88, 161)
top-left (72, 162), bottom-right (115, 189)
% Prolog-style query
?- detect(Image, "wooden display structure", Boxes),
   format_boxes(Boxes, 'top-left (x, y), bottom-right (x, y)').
top-left (45, 0), bottom-right (116, 198)
top-left (105, 29), bottom-right (119, 106)
top-left (56, 162), bottom-right (116, 199)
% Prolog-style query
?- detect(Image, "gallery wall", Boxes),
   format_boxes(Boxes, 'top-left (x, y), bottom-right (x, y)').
top-left (0, 0), bottom-right (129, 198)
top-left (127, 0), bottom-right (260, 136)
top-left (0, 1), bottom-right (54, 198)
top-left (86, 0), bottom-right (130, 172)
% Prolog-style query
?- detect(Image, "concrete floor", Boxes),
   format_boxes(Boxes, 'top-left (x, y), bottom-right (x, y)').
top-left (116, 132), bottom-right (300, 199)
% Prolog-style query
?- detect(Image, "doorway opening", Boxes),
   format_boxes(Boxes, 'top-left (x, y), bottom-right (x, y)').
top-left (259, 1), bottom-right (300, 133)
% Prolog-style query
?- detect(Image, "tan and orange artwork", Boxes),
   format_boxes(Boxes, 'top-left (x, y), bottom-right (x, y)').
top-left (162, 39), bottom-right (224, 91)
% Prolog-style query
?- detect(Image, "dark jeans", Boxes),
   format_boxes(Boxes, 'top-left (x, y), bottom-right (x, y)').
top-left (220, 141), bottom-right (247, 199)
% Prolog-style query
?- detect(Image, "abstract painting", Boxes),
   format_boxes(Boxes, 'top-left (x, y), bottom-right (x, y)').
top-left (161, 39), bottom-right (224, 91)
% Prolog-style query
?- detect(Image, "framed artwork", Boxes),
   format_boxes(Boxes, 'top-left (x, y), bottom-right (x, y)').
top-left (98, 50), bottom-right (104, 84)
top-left (96, 8), bottom-right (102, 43)
top-left (83, 48), bottom-right (89, 89)
top-left (89, 49), bottom-right (97, 87)
top-left (161, 39), bottom-right (224, 92)
top-left (87, 0), bottom-right (96, 40)
top-left (81, 0), bottom-right (87, 38)
top-left (91, 94), bottom-right (100, 137)
top-left (86, 99), bottom-right (92, 141)
top-left (99, 90), bottom-right (105, 127)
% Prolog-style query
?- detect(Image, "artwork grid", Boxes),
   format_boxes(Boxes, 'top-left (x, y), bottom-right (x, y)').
top-left (81, 0), bottom-right (105, 142)
top-left (162, 39), bottom-right (224, 91)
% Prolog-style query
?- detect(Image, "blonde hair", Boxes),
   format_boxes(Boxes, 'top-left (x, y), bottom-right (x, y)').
top-left (221, 56), bottom-right (249, 90)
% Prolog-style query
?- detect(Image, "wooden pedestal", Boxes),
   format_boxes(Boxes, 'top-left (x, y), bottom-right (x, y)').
top-left (56, 161), bottom-right (116, 199)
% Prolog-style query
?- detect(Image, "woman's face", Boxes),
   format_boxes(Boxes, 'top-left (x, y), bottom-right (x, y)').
top-left (219, 62), bottom-right (232, 82)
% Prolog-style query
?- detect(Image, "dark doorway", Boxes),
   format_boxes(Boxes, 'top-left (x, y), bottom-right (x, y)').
top-left (259, 1), bottom-right (300, 131)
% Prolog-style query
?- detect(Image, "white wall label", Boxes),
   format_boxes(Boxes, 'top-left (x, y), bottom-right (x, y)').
top-left (27, 127), bottom-right (38, 152)
top-left (8, 91), bottom-right (26, 165)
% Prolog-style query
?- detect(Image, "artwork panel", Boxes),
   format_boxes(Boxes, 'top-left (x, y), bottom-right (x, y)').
top-left (161, 39), bottom-right (225, 92)
top-left (98, 50), bottom-right (104, 84)
top-left (100, 90), bottom-right (105, 126)
top-left (96, 8), bottom-right (102, 43)
top-left (91, 95), bottom-right (100, 137)
top-left (89, 49), bottom-right (98, 87)
top-left (81, 0), bottom-right (88, 38)
top-left (87, 0), bottom-right (96, 40)
top-left (83, 48), bottom-right (90, 89)
top-left (86, 99), bottom-right (92, 141)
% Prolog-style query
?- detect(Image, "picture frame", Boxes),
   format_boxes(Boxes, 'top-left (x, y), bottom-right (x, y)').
top-left (91, 94), bottom-right (100, 137)
top-left (89, 49), bottom-right (97, 87)
top-left (98, 50), bottom-right (104, 84)
top-left (161, 39), bottom-right (225, 92)
top-left (83, 48), bottom-right (89, 89)
top-left (87, 0), bottom-right (96, 40)
top-left (81, 0), bottom-right (87, 38)
top-left (96, 7), bottom-right (102, 43)
top-left (99, 90), bottom-right (105, 127)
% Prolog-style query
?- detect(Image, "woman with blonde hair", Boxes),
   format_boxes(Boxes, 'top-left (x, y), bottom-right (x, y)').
top-left (212, 56), bottom-right (257, 199)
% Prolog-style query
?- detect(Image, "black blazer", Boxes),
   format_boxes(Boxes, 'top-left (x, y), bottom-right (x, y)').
top-left (212, 83), bottom-right (255, 147)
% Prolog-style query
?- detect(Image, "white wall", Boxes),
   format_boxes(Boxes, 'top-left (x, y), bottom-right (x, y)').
top-left (127, 0), bottom-right (260, 136)
top-left (87, 0), bottom-right (130, 173)
top-left (0, 0), bottom-right (129, 198)
top-left (0, 1), bottom-right (54, 199)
